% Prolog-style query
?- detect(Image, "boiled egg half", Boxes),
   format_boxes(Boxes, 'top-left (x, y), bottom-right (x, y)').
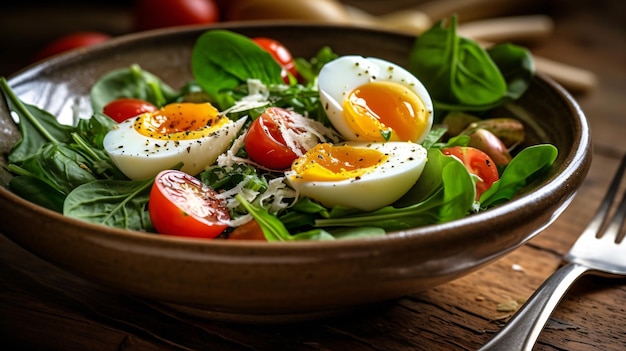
top-left (318, 56), bottom-right (433, 143)
top-left (285, 142), bottom-right (427, 211)
top-left (103, 102), bottom-right (245, 180)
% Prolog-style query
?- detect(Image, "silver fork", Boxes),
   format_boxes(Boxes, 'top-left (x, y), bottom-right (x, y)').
top-left (478, 153), bottom-right (626, 351)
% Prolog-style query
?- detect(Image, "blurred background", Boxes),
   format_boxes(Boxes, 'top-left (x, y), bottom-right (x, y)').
top-left (0, 1), bottom-right (623, 79)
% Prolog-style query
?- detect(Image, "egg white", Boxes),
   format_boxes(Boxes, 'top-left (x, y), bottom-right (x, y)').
top-left (103, 116), bottom-right (246, 180)
top-left (318, 55), bottom-right (433, 143)
top-left (285, 142), bottom-right (428, 211)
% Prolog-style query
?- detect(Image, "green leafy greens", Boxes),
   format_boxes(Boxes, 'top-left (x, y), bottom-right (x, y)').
top-left (0, 24), bottom-right (557, 241)
top-left (409, 16), bottom-right (534, 113)
top-left (191, 30), bottom-right (284, 110)
top-left (90, 63), bottom-right (179, 112)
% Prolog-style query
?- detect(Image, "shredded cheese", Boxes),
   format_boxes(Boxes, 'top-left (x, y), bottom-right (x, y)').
top-left (213, 78), bottom-right (343, 227)
top-left (278, 111), bottom-right (341, 156)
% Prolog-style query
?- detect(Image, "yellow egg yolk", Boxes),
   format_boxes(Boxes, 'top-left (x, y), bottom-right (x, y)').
top-left (343, 81), bottom-right (428, 142)
top-left (133, 102), bottom-right (228, 139)
top-left (291, 143), bottom-right (388, 181)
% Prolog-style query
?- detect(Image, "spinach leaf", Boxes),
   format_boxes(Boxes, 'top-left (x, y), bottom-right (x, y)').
top-left (289, 226), bottom-right (385, 241)
top-left (316, 148), bottom-right (475, 231)
top-left (90, 64), bottom-right (179, 113)
top-left (64, 177), bottom-right (154, 231)
top-left (409, 16), bottom-right (506, 110)
top-left (290, 229), bottom-right (335, 241)
top-left (278, 197), bottom-right (330, 230)
top-left (327, 226), bottom-right (386, 240)
top-left (408, 16), bottom-right (533, 113)
top-left (75, 112), bottom-right (117, 149)
top-left (35, 143), bottom-right (97, 194)
top-left (8, 175), bottom-right (65, 212)
top-left (480, 144), bottom-right (558, 208)
top-left (70, 132), bottom-right (127, 180)
top-left (421, 126), bottom-right (448, 149)
top-left (73, 113), bottom-right (128, 179)
top-left (191, 30), bottom-right (283, 110)
top-left (8, 142), bottom-right (98, 196)
top-left (0, 77), bottom-right (74, 164)
top-left (487, 43), bottom-right (534, 101)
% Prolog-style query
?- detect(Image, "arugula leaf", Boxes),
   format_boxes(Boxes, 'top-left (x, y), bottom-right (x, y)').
top-left (480, 144), bottom-right (558, 208)
top-left (235, 193), bottom-right (291, 242)
top-left (235, 195), bottom-right (383, 241)
top-left (191, 30), bottom-right (284, 109)
top-left (64, 177), bottom-right (154, 231)
top-left (90, 64), bottom-right (179, 113)
top-left (201, 163), bottom-right (268, 193)
top-left (294, 46), bottom-right (338, 84)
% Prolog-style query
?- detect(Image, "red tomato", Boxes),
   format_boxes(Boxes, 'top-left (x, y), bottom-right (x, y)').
top-left (149, 170), bottom-right (230, 238)
top-left (134, 0), bottom-right (219, 31)
top-left (252, 37), bottom-right (297, 83)
top-left (228, 219), bottom-right (266, 241)
top-left (442, 146), bottom-right (500, 199)
top-left (244, 107), bottom-right (306, 170)
top-left (34, 32), bottom-right (111, 61)
top-left (102, 98), bottom-right (158, 123)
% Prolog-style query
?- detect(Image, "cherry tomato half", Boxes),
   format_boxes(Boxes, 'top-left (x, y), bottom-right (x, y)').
top-left (442, 146), bottom-right (500, 200)
top-left (252, 37), bottom-right (297, 83)
top-left (149, 170), bottom-right (230, 238)
top-left (34, 32), bottom-right (111, 61)
top-left (102, 98), bottom-right (158, 123)
top-left (134, 0), bottom-right (219, 31)
top-left (244, 107), bottom-right (306, 170)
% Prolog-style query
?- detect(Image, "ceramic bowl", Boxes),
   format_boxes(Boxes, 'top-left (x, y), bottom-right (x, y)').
top-left (0, 23), bottom-right (591, 323)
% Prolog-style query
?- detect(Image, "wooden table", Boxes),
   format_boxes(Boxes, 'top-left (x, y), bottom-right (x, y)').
top-left (1, 1), bottom-right (625, 350)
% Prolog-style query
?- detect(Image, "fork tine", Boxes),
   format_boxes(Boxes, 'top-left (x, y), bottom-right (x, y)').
top-left (580, 153), bottom-right (626, 240)
top-left (605, 173), bottom-right (626, 243)
top-left (581, 154), bottom-right (626, 236)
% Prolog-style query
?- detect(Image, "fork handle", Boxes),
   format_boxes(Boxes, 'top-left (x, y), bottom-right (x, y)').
top-left (478, 262), bottom-right (590, 351)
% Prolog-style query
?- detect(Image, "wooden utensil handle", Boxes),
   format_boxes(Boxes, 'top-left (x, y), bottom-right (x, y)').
top-left (533, 56), bottom-right (597, 94)
top-left (414, 0), bottom-right (544, 22)
top-left (457, 15), bottom-right (554, 43)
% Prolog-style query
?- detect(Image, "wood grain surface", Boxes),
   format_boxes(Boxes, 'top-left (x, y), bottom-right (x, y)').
top-left (1, 1), bottom-right (625, 350)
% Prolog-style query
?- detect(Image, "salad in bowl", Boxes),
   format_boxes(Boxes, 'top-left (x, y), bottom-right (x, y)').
top-left (0, 20), bottom-right (589, 321)
top-left (2, 18), bottom-right (556, 241)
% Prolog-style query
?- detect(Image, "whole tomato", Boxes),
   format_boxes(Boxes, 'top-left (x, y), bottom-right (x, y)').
top-left (34, 32), bottom-right (111, 61)
top-left (134, 0), bottom-right (220, 31)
